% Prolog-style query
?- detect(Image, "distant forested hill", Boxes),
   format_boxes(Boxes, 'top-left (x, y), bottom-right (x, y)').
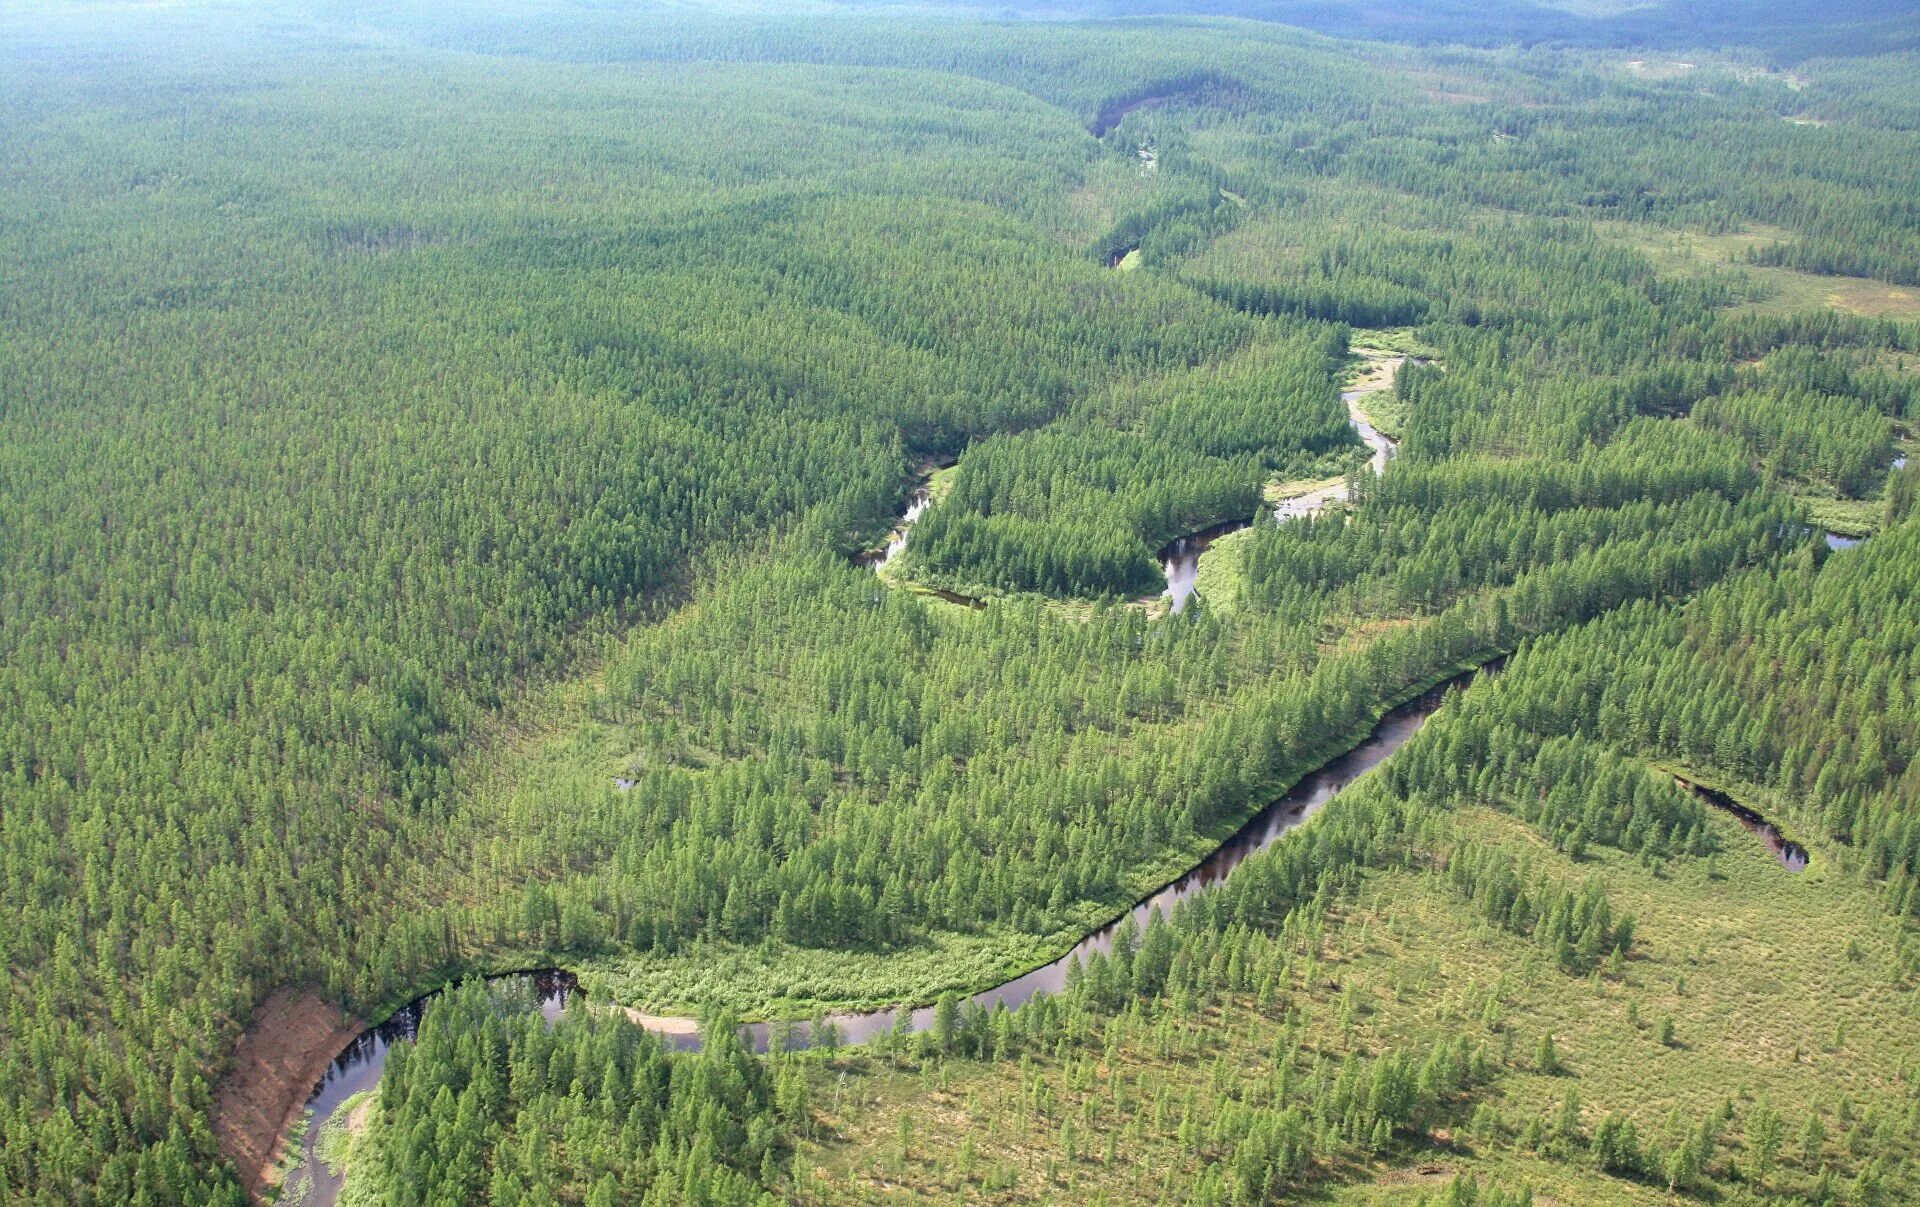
top-left (909, 0), bottom-right (1920, 59)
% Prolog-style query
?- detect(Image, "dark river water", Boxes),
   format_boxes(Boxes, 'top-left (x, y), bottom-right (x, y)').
top-left (1678, 778), bottom-right (1809, 871)
top-left (282, 969), bottom-right (576, 1206)
top-left (728, 666), bottom-right (1484, 1053)
top-left (282, 667), bottom-right (1487, 1201)
top-left (283, 650), bottom-right (1816, 1202)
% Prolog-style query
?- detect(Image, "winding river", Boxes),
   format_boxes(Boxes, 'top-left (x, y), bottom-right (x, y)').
top-left (1166, 355), bottom-right (1406, 611)
top-left (280, 666), bottom-right (1483, 1204)
top-left (856, 356), bottom-right (1406, 617)
top-left (281, 350), bottom-right (1823, 1200)
top-left (281, 971), bottom-right (577, 1207)
top-left (280, 644), bottom-right (1822, 1204)
top-left (1274, 361), bottom-right (1402, 521)
top-left (1164, 356), bottom-right (1406, 612)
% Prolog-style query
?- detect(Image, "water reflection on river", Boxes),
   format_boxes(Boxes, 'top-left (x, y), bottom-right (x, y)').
top-left (283, 971), bottom-right (577, 1207)
top-left (725, 674), bottom-right (1467, 1053)
top-left (288, 668), bottom-right (1490, 1205)
top-left (863, 487), bottom-right (932, 571)
top-left (1161, 520), bottom-right (1251, 613)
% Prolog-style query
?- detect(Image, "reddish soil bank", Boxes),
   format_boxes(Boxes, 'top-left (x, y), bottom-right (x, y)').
top-left (211, 989), bottom-right (363, 1202)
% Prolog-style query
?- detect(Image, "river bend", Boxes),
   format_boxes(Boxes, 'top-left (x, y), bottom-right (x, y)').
top-left (280, 666), bottom-right (1481, 1203)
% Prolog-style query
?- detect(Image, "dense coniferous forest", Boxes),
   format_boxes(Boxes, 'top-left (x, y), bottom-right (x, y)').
top-left (4, 0), bottom-right (1920, 1203)
top-left (340, 982), bottom-right (797, 1206)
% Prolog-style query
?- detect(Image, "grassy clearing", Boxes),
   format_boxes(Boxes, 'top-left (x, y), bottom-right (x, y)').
top-left (1618, 58), bottom-right (1698, 81)
top-left (1190, 525), bottom-right (1255, 613)
top-left (1600, 221), bottom-right (1920, 320)
top-left (1344, 344), bottom-right (1430, 439)
top-left (1434, 808), bottom-right (1914, 1152)
top-left (1359, 395), bottom-right (1408, 441)
top-left (580, 926), bottom-right (1068, 1020)
top-left (926, 464), bottom-right (960, 500)
top-left (1351, 327), bottom-right (1444, 361)
top-left (1802, 494), bottom-right (1881, 538)
top-left (796, 796), bottom-right (1919, 1204)
top-left (1265, 473), bottom-right (1345, 504)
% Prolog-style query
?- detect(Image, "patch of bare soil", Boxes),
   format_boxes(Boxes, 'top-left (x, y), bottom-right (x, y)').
top-left (1375, 1161), bottom-right (1453, 1186)
top-left (211, 988), bottom-right (362, 1202)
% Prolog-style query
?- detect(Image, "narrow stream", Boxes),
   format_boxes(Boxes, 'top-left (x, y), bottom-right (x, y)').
top-left (1676, 777), bottom-right (1809, 871)
top-left (858, 485), bottom-right (933, 571)
top-left (1166, 357), bottom-right (1406, 609)
top-left (1273, 367), bottom-right (1401, 523)
top-left (850, 461), bottom-right (993, 610)
top-left (1346, 399), bottom-right (1397, 477)
top-left (854, 360), bottom-right (1405, 616)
